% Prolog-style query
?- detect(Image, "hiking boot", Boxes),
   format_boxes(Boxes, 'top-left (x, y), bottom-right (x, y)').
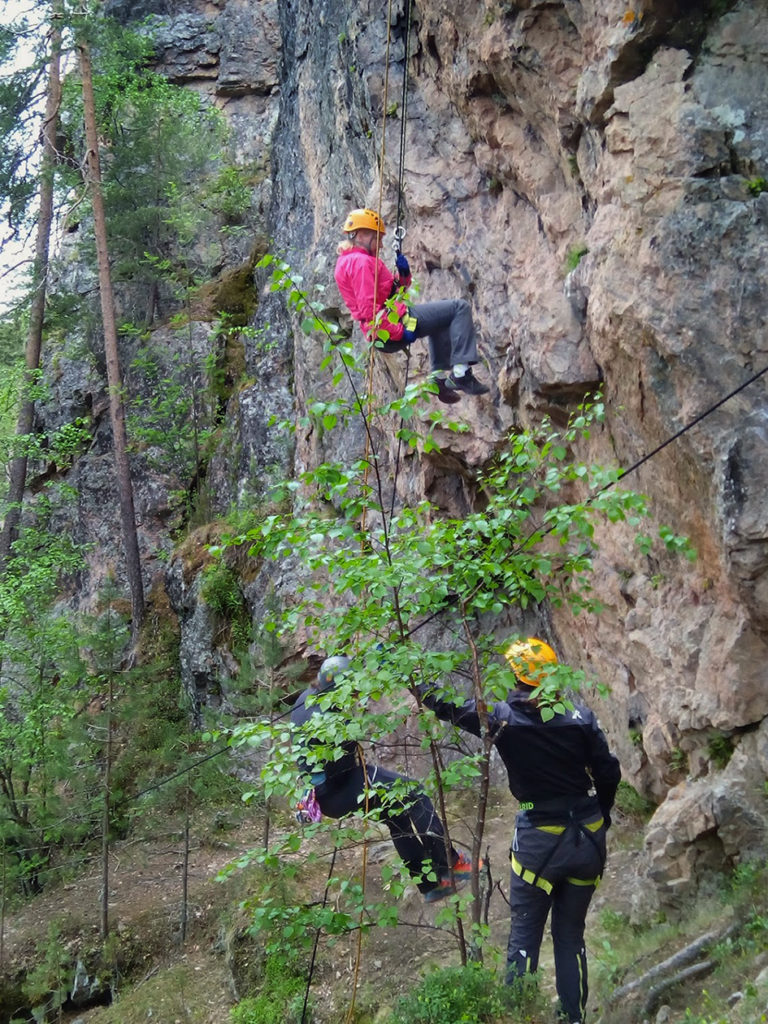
top-left (434, 377), bottom-right (462, 404)
top-left (423, 873), bottom-right (469, 903)
top-left (424, 852), bottom-right (486, 902)
top-left (450, 852), bottom-right (483, 878)
top-left (446, 368), bottom-right (490, 396)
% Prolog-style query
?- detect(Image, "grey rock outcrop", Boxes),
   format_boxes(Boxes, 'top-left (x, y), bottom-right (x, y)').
top-left (49, 0), bottom-right (768, 907)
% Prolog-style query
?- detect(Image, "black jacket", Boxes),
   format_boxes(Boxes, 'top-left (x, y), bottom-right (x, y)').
top-left (419, 685), bottom-right (621, 823)
top-left (290, 686), bottom-right (358, 781)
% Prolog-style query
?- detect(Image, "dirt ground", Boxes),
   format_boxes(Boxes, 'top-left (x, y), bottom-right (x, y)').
top-left (0, 789), bottom-right (640, 1024)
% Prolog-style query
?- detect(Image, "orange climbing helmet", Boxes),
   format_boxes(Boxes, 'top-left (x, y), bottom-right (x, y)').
top-left (342, 208), bottom-right (386, 235)
top-left (504, 637), bottom-right (558, 687)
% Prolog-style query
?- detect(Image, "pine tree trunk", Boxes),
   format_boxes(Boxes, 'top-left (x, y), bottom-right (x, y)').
top-left (0, 8), bottom-right (62, 567)
top-left (78, 39), bottom-right (145, 635)
top-left (100, 675), bottom-right (113, 941)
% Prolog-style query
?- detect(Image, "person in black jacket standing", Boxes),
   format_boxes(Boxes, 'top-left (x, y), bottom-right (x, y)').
top-left (291, 654), bottom-right (472, 903)
top-left (417, 638), bottom-right (621, 1024)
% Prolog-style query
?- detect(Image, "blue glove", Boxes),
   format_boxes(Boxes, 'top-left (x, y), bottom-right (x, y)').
top-left (401, 313), bottom-right (417, 344)
top-left (396, 252), bottom-right (411, 276)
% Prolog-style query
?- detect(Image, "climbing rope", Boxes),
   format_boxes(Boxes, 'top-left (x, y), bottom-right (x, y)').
top-left (401, 359), bottom-right (768, 640)
top-left (360, 0), bottom-right (396, 529)
top-left (344, 744), bottom-right (372, 1024)
top-left (387, 0), bottom-right (415, 525)
top-left (361, 0), bottom-right (415, 533)
top-left (615, 361), bottom-right (768, 484)
top-left (393, 0), bottom-right (413, 249)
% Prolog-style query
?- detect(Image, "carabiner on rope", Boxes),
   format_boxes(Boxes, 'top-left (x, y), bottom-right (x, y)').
top-left (392, 225), bottom-right (407, 253)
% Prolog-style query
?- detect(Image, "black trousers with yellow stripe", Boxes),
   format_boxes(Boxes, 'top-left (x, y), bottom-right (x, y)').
top-left (506, 812), bottom-right (606, 1023)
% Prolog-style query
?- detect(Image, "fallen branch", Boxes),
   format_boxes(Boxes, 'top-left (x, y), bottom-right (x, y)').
top-left (608, 919), bottom-right (739, 1005)
top-left (643, 959), bottom-right (715, 1015)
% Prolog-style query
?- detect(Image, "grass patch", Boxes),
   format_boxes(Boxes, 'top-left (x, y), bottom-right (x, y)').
top-left (229, 951), bottom-right (309, 1024)
top-left (614, 780), bottom-right (656, 822)
top-left (589, 859), bottom-right (768, 1023)
top-left (83, 959), bottom-right (233, 1023)
top-left (386, 963), bottom-right (549, 1023)
top-left (564, 243), bottom-right (588, 273)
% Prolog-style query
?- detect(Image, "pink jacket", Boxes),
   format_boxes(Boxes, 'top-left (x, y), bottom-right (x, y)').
top-left (334, 246), bottom-right (411, 341)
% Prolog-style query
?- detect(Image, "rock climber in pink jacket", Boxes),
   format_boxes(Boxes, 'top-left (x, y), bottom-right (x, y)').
top-left (334, 208), bottom-right (489, 404)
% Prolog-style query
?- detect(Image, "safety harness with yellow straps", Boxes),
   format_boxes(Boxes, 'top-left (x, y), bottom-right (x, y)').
top-left (510, 814), bottom-right (605, 895)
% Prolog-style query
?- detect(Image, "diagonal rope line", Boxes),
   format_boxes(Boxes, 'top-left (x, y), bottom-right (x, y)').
top-left (615, 362), bottom-right (768, 483)
top-left (402, 360), bottom-right (768, 638)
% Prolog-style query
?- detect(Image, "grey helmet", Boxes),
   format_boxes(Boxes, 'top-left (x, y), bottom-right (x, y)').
top-left (316, 654), bottom-right (351, 692)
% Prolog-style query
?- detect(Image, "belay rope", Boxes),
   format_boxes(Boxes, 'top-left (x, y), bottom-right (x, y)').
top-left (388, 0), bottom-right (414, 524)
top-left (361, 0), bottom-right (415, 529)
top-left (348, 5), bottom-right (415, 1020)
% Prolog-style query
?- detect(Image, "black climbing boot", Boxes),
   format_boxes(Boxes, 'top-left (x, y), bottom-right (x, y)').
top-left (446, 368), bottom-right (489, 396)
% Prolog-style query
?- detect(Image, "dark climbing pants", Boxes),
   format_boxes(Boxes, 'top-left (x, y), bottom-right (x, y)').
top-left (315, 763), bottom-right (454, 894)
top-left (410, 299), bottom-right (479, 372)
top-left (506, 813), bottom-right (606, 1023)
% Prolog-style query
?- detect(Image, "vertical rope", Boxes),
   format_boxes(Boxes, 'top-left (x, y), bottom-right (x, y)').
top-left (302, 845), bottom-right (338, 1024)
top-left (361, 0), bottom-right (396, 532)
top-left (345, 744), bottom-right (373, 1024)
top-left (394, 0), bottom-right (412, 240)
top-left (387, 0), bottom-right (414, 524)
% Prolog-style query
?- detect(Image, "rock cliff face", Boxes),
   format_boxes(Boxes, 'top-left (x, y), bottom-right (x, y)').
top-left (80, 0), bottom-right (768, 905)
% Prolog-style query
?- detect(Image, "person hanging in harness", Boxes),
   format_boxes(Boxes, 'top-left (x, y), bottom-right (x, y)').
top-left (290, 654), bottom-right (473, 903)
top-left (334, 208), bottom-right (490, 405)
top-left (415, 638), bottom-right (621, 1024)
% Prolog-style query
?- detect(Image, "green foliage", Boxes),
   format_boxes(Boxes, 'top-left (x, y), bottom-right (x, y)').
top-left (614, 780), bottom-right (656, 821)
top-left (239, 841), bottom-right (386, 953)
top-left (669, 746), bottom-right (688, 773)
top-left (0, 12), bottom-right (46, 234)
top-left (0, 497), bottom-right (95, 895)
top-left (726, 858), bottom-right (766, 902)
top-left (56, 16), bottom-right (250, 326)
top-left (565, 243), bottom-right (588, 273)
top-left (594, 935), bottom-right (624, 987)
top-left (229, 951), bottom-right (309, 1024)
top-left (706, 730), bottom-right (734, 770)
top-left (200, 558), bottom-right (251, 651)
top-left (20, 921), bottom-right (73, 1023)
top-left (206, 165), bottom-right (253, 225)
top-left (747, 176), bottom-right (768, 196)
top-left (110, 662), bottom-right (185, 796)
top-left (100, 79), bottom-right (228, 296)
top-left (0, 309), bottom-right (25, 446)
top-left (127, 342), bottom-right (220, 527)
top-left (387, 964), bottom-right (512, 1023)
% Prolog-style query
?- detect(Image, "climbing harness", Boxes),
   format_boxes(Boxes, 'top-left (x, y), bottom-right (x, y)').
top-left (510, 814), bottom-right (605, 895)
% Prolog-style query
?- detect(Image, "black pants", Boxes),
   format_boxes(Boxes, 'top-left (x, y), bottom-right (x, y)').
top-left (315, 763), bottom-right (455, 894)
top-left (507, 813), bottom-right (606, 1022)
top-left (411, 299), bottom-right (479, 371)
top-left (375, 299), bottom-right (479, 371)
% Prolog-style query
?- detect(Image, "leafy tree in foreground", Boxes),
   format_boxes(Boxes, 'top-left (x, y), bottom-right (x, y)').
top-left (0, 0), bottom-right (63, 567)
top-left (0, 493), bottom-right (91, 898)
top-left (77, 25), bottom-right (145, 634)
top-left (221, 261), bottom-right (695, 989)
